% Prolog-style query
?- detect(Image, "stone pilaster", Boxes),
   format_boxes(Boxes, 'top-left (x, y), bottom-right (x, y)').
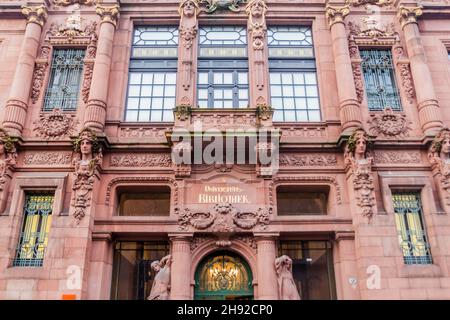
top-left (2, 5), bottom-right (48, 136)
top-left (397, 5), bottom-right (443, 135)
top-left (325, 4), bottom-right (363, 134)
top-left (254, 233), bottom-right (279, 300)
top-left (83, 4), bottom-right (120, 132)
top-left (246, 0), bottom-right (271, 125)
top-left (170, 234), bottom-right (193, 300)
top-left (334, 231), bottom-right (360, 300)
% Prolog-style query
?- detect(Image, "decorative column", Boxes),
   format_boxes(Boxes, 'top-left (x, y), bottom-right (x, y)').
top-left (2, 5), bottom-right (48, 136)
top-left (325, 4), bottom-right (362, 134)
top-left (170, 234), bottom-right (193, 300)
top-left (397, 5), bottom-right (443, 134)
top-left (246, 0), bottom-right (272, 126)
top-left (83, 4), bottom-right (120, 132)
top-left (255, 233), bottom-right (278, 300)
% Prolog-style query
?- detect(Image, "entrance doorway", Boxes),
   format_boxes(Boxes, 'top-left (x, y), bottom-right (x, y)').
top-left (194, 251), bottom-right (253, 300)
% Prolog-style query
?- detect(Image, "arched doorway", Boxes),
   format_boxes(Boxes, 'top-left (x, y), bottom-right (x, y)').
top-left (194, 251), bottom-right (254, 300)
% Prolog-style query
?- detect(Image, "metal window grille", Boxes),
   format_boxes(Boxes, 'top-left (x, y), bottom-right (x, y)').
top-left (392, 192), bottom-right (433, 265)
top-left (43, 49), bottom-right (85, 111)
top-left (13, 193), bottom-right (54, 267)
top-left (198, 26), bottom-right (249, 109)
top-left (268, 26), bottom-right (320, 122)
top-left (126, 26), bottom-right (178, 122)
top-left (360, 49), bottom-right (402, 111)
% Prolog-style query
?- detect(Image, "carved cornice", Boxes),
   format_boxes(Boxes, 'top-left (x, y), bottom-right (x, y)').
top-left (96, 4), bottom-right (120, 27)
top-left (397, 5), bottom-right (423, 29)
top-left (53, 0), bottom-right (97, 5)
top-left (325, 5), bottom-right (350, 28)
top-left (21, 5), bottom-right (48, 27)
top-left (345, 0), bottom-right (392, 6)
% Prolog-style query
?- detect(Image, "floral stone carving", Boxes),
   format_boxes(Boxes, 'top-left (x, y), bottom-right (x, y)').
top-left (176, 203), bottom-right (273, 232)
top-left (200, 0), bottom-right (245, 13)
top-left (0, 128), bottom-right (17, 191)
top-left (34, 108), bottom-right (79, 139)
top-left (345, 128), bottom-right (375, 219)
top-left (368, 107), bottom-right (411, 138)
top-left (71, 128), bottom-right (102, 223)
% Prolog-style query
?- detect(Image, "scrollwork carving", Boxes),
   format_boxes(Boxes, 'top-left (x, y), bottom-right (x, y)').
top-left (33, 108), bottom-right (79, 139)
top-left (368, 107), bottom-right (411, 138)
top-left (0, 128), bottom-right (17, 191)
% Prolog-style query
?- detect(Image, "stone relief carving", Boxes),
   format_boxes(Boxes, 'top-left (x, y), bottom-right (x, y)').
top-left (47, 15), bottom-right (98, 43)
top-left (53, 0), bottom-right (97, 5)
top-left (174, 104), bottom-right (192, 121)
top-left (176, 203), bottom-right (273, 232)
top-left (393, 45), bottom-right (415, 104)
top-left (200, 0), bottom-right (245, 13)
top-left (147, 255), bottom-right (171, 300)
top-left (344, 128), bottom-right (376, 219)
top-left (96, 4), bottom-right (121, 27)
top-left (397, 6), bottom-right (423, 29)
top-left (191, 113), bottom-right (257, 130)
top-left (428, 128), bottom-right (450, 208)
top-left (325, 5), bottom-right (350, 28)
top-left (0, 129), bottom-right (17, 192)
top-left (22, 5), bottom-right (48, 27)
top-left (179, 0), bottom-right (199, 93)
top-left (232, 235), bottom-right (258, 253)
top-left (367, 107), bottom-right (411, 138)
top-left (31, 46), bottom-right (51, 104)
top-left (119, 127), bottom-right (170, 138)
top-left (279, 154), bottom-right (338, 167)
top-left (33, 108), bottom-right (79, 139)
top-left (190, 234), bottom-right (257, 253)
top-left (24, 152), bottom-right (73, 166)
top-left (348, 18), bottom-right (398, 46)
top-left (345, 0), bottom-right (393, 6)
top-left (275, 255), bottom-right (301, 300)
top-left (348, 42), bottom-right (365, 104)
top-left (374, 151), bottom-right (421, 164)
top-left (109, 154), bottom-right (172, 167)
top-left (71, 128), bottom-right (102, 223)
top-left (246, 0), bottom-right (268, 93)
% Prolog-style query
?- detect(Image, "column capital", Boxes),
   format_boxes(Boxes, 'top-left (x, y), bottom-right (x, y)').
top-left (21, 5), bottom-right (48, 27)
top-left (96, 4), bottom-right (120, 27)
top-left (397, 5), bottom-right (423, 29)
top-left (325, 5), bottom-right (350, 28)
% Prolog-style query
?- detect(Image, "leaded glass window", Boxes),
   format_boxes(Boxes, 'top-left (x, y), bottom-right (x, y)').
top-left (268, 26), bottom-right (321, 122)
top-left (125, 26), bottom-right (178, 122)
top-left (361, 49), bottom-right (402, 111)
top-left (198, 26), bottom-right (248, 108)
top-left (392, 192), bottom-right (432, 265)
top-left (13, 193), bottom-right (54, 267)
top-left (43, 49), bottom-right (85, 111)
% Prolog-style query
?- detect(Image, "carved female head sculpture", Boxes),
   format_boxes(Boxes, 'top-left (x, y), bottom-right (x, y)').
top-left (179, 0), bottom-right (200, 18)
top-left (72, 127), bottom-right (100, 161)
top-left (246, 0), bottom-right (267, 19)
top-left (430, 128), bottom-right (450, 161)
top-left (346, 128), bottom-right (372, 161)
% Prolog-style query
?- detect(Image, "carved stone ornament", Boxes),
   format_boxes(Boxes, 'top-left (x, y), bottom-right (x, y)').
top-left (47, 15), bottom-right (98, 43)
top-left (325, 5), bottom-right (350, 28)
top-left (179, 0), bottom-right (200, 49)
top-left (71, 128), bottom-right (102, 223)
top-left (348, 42), bottom-right (365, 104)
top-left (110, 153), bottom-right (172, 167)
top-left (256, 103), bottom-right (273, 121)
top-left (176, 203), bottom-right (273, 232)
top-left (31, 46), bottom-right (51, 104)
top-left (53, 0), bottom-right (97, 6)
top-left (22, 5), bottom-right (48, 27)
top-left (368, 107), bottom-right (411, 138)
top-left (200, 0), bottom-right (246, 13)
top-left (96, 4), bottom-right (120, 27)
top-left (393, 45), bottom-right (415, 104)
top-left (348, 19), bottom-right (399, 46)
top-left (344, 128), bottom-right (376, 219)
top-left (174, 104), bottom-right (192, 121)
top-left (345, 0), bottom-right (393, 7)
top-left (246, 0), bottom-right (268, 51)
top-left (428, 128), bottom-right (450, 208)
top-left (0, 128), bottom-right (17, 191)
top-left (397, 5), bottom-right (423, 29)
top-left (34, 108), bottom-right (79, 139)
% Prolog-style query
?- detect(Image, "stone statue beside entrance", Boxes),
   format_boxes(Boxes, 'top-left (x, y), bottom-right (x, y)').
top-left (275, 255), bottom-right (301, 300)
top-left (148, 254), bottom-right (172, 300)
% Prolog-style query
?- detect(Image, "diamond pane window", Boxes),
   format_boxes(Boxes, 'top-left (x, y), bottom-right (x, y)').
top-left (268, 26), bottom-right (320, 122)
top-left (43, 49), bottom-right (85, 111)
top-left (126, 26), bottom-right (178, 122)
top-left (198, 26), bottom-right (248, 108)
top-left (13, 193), bottom-right (54, 267)
top-left (392, 192), bottom-right (432, 265)
top-left (360, 49), bottom-right (402, 111)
